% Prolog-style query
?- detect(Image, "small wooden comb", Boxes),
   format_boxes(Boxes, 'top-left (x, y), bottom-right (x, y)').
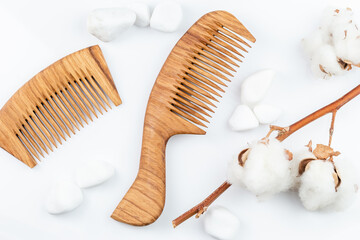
top-left (111, 11), bottom-right (255, 226)
top-left (0, 45), bottom-right (121, 168)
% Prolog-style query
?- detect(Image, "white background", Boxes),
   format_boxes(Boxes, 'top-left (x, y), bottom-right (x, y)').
top-left (0, 0), bottom-right (360, 239)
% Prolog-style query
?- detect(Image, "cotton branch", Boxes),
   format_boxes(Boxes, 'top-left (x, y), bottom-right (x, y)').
top-left (172, 182), bottom-right (231, 227)
top-left (172, 84), bottom-right (360, 228)
top-left (329, 110), bottom-right (337, 147)
top-left (276, 84), bottom-right (360, 141)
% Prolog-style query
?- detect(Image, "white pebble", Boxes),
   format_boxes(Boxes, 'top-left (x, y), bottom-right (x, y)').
top-left (45, 180), bottom-right (83, 214)
top-left (253, 104), bottom-right (282, 124)
top-left (240, 69), bottom-right (275, 107)
top-left (75, 160), bottom-right (115, 188)
top-left (228, 105), bottom-right (259, 131)
top-left (203, 206), bottom-right (241, 240)
top-left (227, 139), bottom-right (292, 199)
top-left (127, 3), bottom-right (151, 27)
top-left (87, 8), bottom-right (136, 42)
top-left (150, 2), bottom-right (182, 32)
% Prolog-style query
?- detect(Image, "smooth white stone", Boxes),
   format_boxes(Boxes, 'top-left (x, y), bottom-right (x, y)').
top-left (203, 206), bottom-right (241, 240)
top-left (253, 104), bottom-right (282, 124)
top-left (45, 180), bottom-right (83, 214)
top-left (127, 3), bottom-right (151, 27)
top-left (240, 69), bottom-right (276, 107)
top-left (229, 105), bottom-right (259, 131)
top-left (75, 160), bottom-right (115, 188)
top-left (150, 2), bottom-right (182, 32)
top-left (87, 8), bottom-right (136, 42)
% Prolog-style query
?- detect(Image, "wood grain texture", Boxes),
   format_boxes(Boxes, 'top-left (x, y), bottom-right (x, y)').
top-left (0, 45), bottom-right (121, 168)
top-left (111, 11), bottom-right (256, 226)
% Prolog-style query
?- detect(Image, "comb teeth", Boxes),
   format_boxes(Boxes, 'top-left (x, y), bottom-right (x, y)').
top-left (0, 46), bottom-right (121, 168)
top-left (15, 76), bottom-right (117, 163)
top-left (168, 12), bottom-right (255, 128)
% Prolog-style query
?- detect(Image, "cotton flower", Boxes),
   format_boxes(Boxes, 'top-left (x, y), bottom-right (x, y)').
top-left (298, 160), bottom-right (338, 210)
top-left (303, 7), bottom-right (360, 78)
top-left (293, 145), bottom-right (358, 211)
top-left (227, 138), bottom-right (292, 199)
top-left (310, 44), bottom-right (345, 78)
top-left (290, 149), bottom-right (316, 189)
top-left (331, 158), bottom-right (358, 210)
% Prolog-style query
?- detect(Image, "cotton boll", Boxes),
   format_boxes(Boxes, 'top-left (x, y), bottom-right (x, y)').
top-left (302, 30), bottom-right (327, 56)
top-left (150, 2), bottom-right (183, 32)
top-left (227, 154), bottom-right (245, 187)
top-left (228, 105), bottom-right (259, 131)
top-left (289, 150), bottom-right (316, 190)
top-left (228, 139), bottom-right (292, 199)
top-left (87, 8), bottom-right (136, 42)
top-left (240, 69), bottom-right (275, 107)
top-left (242, 139), bottom-right (292, 198)
top-left (328, 8), bottom-right (354, 40)
top-left (127, 3), bottom-right (151, 27)
top-left (320, 8), bottom-right (353, 35)
top-left (253, 104), bottom-right (282, 124)
top-left (75, 160), bottom-right (115, 188)
top-left (331, 159), bottom-right (358, 210)
top-left (299, 160), bottom-right (337, 211)
top-left (331, 21), bottom-right (359, 43)
top-left (304, 7), bottom-right (360, 78)
top-left (203, 206), bottom-right (241, 240)
top-left (334, 37), bottom-right (360, 65)
top-left (319, 7), bottom-right (338, 33)
top-left (45, 180), bottom-right (83, 214)
top-left (310, 44), bottom-right (345, 78)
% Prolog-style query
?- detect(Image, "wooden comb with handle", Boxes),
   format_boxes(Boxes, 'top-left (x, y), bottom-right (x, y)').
top-left (0, 45), bottom-right (121, 168)
top-left (111, 11), bottom-right (255, 226)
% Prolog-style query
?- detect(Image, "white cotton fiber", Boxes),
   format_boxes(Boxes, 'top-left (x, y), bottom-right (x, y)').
top-left (310, 44), bottom-right (345, 78)
top-left (298, 160), bottom-right (337, 211)
top-left (303, 7), bottom-right (360, 78)
top-left (289, 150), bottom-right (316, 190)
top-left (334, 38), bottom-right (360, 65)
top-left (298, 157), bottom-right (358, 211)
top-left (331, 158), bottom-right (358, 210)
top-left (227, 154), bottom-right (245, 187)
top-left (75, 160), bottom-right (115, 188)
top-left (45, 180), bottom-right (83, 214)
top-left (227, 139), bottom-right (292, 199)
top-left (302, 30), bottom-right (326, 57)
top-left (203, 206), bottom-right (241, 240)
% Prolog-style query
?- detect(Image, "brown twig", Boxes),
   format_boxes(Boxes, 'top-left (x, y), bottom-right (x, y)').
top-left (329, 110), bottom-right (337, 147)
top-left (172, 84), bottom-right (360, 228)
top-left (276, 84), bottom-right (360, 141)
top-left (172, 182), bottom-right (231, 227)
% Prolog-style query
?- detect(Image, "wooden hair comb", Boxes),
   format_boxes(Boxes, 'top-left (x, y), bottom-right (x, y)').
top-left (0, 45), bottom-right (121, 168)
top-left (111, 11), bottom-right (255, 226)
